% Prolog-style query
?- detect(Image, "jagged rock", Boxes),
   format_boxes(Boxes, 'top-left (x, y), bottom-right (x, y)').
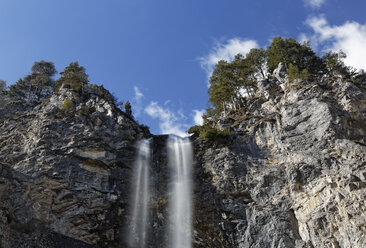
top-left (193, 78), bottom-right (366, 247)
top-left (1, 76), bottom-right (366, 248)
top-left (0, 84), bottom-right (151, 247)
top-left (273, 62), bottom-right (289, 88)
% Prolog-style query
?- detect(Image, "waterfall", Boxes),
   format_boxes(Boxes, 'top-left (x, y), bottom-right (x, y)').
top-left (128, 139), bottom-right (151, 248)
top-left (167, 136), bottom-right (193, 248)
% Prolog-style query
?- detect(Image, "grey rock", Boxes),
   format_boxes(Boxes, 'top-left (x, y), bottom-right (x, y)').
top-left (1, 76), bottom-right (366, 248)
top-left (193, 78), bottom-right (366, 247)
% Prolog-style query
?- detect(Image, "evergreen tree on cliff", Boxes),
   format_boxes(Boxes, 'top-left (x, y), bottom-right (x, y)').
top-left (8, 61), bottom-right (57, 101)
top-left (204, 36), bottom-right (366, 122)
top-left (0, 80), bottom-right (7, 105)
top-left (266, 37), bottom-right (324, 76)
top-left (55, 62), bottom-right (89, 94)
top-left (124, 101), bottom-right (132, 116)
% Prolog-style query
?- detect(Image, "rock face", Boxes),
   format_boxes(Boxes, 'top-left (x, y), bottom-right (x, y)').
top-left (193, 72), bottom-right (366, 247)
top-left (0, 84), bottom-right (150, 247)
top-left (1, 70), bottom-right (366, 248)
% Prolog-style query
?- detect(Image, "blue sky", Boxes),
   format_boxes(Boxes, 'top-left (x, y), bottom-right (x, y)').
top-left (1, 0), bottom-right (366, 136)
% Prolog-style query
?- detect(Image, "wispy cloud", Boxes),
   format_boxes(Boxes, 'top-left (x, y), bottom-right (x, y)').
top-left (144, 101), bottom-right (188, 137)
top-left (306, 16), bottom-right (366, 70)
top-left (192, 109), bottom-right (205, 126)
top-left (199, 38), bottom-right (258, 84)
top-left (134, 86), bottom-right (144, 101)
top-left (132, 86), bottom-right (145, 117)
top-left (303, 0), bottom-right (326, 8)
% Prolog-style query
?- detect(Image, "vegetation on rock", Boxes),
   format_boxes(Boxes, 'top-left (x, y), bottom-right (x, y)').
top-left (7, 61), bottom-right (57, 101)
top-left (124, 101), bottom-right (132, 116)
top-left (192, 36), bottom-right (366, 141)
top-left (188, 124), bottom-right (230, 141)
top-left (0, 80), bottom-right (7, 106)
top-left (58, 98), bottom-right (74, 115)
top-left (55, 62), bottom-right (89, 93)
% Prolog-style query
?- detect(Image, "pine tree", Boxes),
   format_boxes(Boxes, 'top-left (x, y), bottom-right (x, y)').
top-left (124, 101), bottom-right (132, 116)
top-left (8, 61), bottom-right (56, 101)
top-left (55, 62), bottom-right (89, 93)
top-left (266, 37), bottom-right (324, 75)
top-left (0, 80), bottom-right (7, 106)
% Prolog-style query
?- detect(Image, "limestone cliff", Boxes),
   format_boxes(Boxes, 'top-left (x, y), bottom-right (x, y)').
top-left (0, 84), bottom-right (150, 247)
top-left (0, 67), bottom-right (366, 248)
top-left (193, 66), bottom-right (366, 248)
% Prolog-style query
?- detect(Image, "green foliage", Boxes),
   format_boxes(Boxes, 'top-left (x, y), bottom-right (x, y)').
top-left (8, 61), bottom-right (56, 101)
top-left (55, 62), bottom-right (88, 93)
top-left (288, 64), bottom-right (310, 81)
top-left (208, 52), bottom-right (261, 119)
top-left (245, 48), bottom-right (267, 78)
top-left (187, 125), bottom-right (202, 135)
top-left (206, 36), bottom-right (366, 128)
top-left (322, 50), bottom-right (350, 78)
top-left (200, 127), bottom-right (230, 141)
top-left (8, 78), bottom-right (28, 100)
top-left (206, 36), bottom-right (330, 119)
top-left (0, 80), bottom-right (7, 106)
top-left (266, 37), bottom-right (324, 75)
top-left (59, 98), bottom-right (74, 115)
top-left (187, 124), bottom-right (230, 141)
top-left (124, 101), bottom-right (132, 116)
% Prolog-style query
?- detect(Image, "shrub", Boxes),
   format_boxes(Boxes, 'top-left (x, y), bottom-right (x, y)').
top-left (188, 124), bottom-right (231, 141)
top-left (59, 98), bottom-right (74, 115)
top-left (55, 62), bottom-right (88, 94)
top-left (187, 125), bottom-right (202, 135)
top-left (200, 126), bottom-right (230, 141)
top-left (288, 63), bottom-right (310, 81)
top-left (124, 101), bottom-right (132, 116)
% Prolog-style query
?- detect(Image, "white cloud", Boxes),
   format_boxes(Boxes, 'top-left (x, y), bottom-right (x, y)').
top-left (193, 109), bottom-right (205, 126)
top-left (134, 86), bottom-right (144, 101)
top-left (144, 101), bottom-right (188, 137)
top-left (199, 38), bottom-right (258, 84)
top-left (298, 33), bottom-right (310, 44)
top-left (304, 0), bottom-right (325, 8)
top-left (307, 16), bottom-right (366, 70)
top-left (132, 86), bottom-right (145, 117)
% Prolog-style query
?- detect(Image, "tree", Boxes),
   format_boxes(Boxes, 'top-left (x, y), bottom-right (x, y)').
top-left (322, 50), bottom-right (350, 77)
top-left (245, 48), bottom-right (267, 79)
top-left (266, 37), bottom-right (324, 75)
top-left (232, 53), bottom-right (258, 98)
top-left (0, 80), bottom-right (7, 106)
top-left (288, 63), bottom-right (310, 81)
top-left (29, 61), bottom-right (57, 100)
top-left (7, 61), bottom-right (56, 101)
top-left (208, 60), bottom-right (239, 117)
top-left (0, 80), bottom-right (6, 94)
top-left (207, 52), bottom-right (262, 118)
top-left (124, 101), bottom-right (132, 116)
top-left (55, 62), bottom-right (89, 93)
top-left (7, 78), bottom-right (28, 100)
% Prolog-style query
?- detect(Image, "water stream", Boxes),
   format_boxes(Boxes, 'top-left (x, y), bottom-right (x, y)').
top-left (167, 136), bottom-right (193, 248)
top-left (127, 136), bottom-right (193, 248)
top-left (128, 139), bottom-right (151, 248)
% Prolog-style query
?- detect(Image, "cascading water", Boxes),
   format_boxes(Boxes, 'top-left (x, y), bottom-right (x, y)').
top-left (167, 135), bottom-right (193, 248)
top-left (128, 139), bottom-right (151, 248)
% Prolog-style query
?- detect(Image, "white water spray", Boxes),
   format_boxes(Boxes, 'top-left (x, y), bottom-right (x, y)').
top-left (167, 136), bottom-right (193, 248)
top-left (128, 139), bottom-right (151, 248)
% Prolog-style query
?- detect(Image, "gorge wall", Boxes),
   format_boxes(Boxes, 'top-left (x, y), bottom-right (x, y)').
top-left (1, 66), bottom-right (366, 247)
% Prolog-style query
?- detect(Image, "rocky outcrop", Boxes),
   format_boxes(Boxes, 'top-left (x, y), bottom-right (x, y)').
top-left (1, 68), bottom-right (366, 248)
top-left (193, 70), bottom-right (366, 247)
top-left (0, 84), bottom-right (150, 247)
